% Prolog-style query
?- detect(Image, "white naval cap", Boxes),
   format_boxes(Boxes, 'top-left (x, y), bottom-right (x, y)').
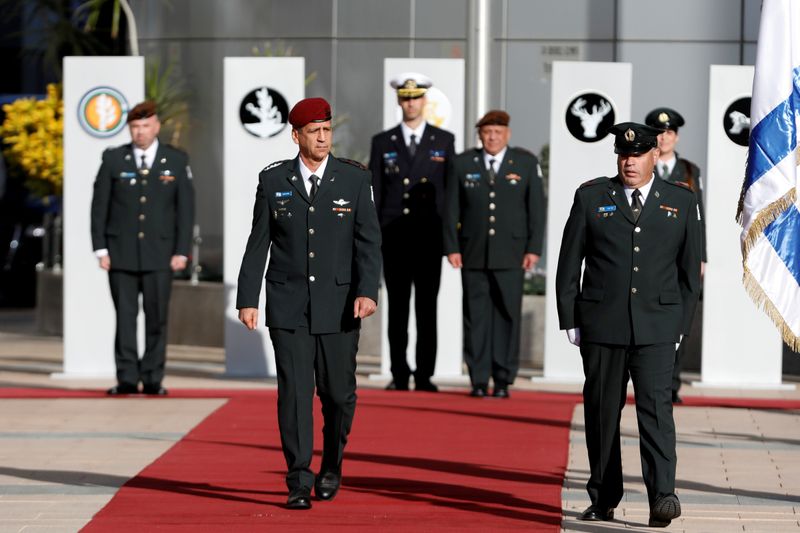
top-left (390, 72), bottom-right (432, 98)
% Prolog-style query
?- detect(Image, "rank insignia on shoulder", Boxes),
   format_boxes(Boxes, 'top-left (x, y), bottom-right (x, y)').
top-left (275, 191), bottom-right (293, 198)
top-left (580, 177), bottom-right (606, 188)
top-left (340, 158), bottom-right (367, 170)
top-left (263, 159), bottom-right (290, 172)
top-left (673, 181), bottom-right (692, 189)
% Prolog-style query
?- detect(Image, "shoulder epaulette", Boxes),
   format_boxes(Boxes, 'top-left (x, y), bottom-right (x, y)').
top-left (512, 146), bottom-right (536, 157)
top-left (671, 180), bottom-right (693, 190)
top-left (339, 158), bottom-right (367, 170)
top-left (262, 159), bottom-right (290, 173)
top-left (579, 177), bottom-right (608, 188)
top-left (163, 143), bottom-right (188, 155)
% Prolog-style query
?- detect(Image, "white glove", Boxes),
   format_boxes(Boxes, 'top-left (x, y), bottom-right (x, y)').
top-left (567, 328), bottom-right (581, 347)
top-left (675, 334), bottom-right (683, 352)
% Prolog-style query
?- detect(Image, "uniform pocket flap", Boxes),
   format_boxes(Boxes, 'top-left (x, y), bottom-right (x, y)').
top-left (265, 269), bottom-right (288, 283)
top-left (336, 271), bottom-right (351, 285)
top-left (580, 287), bottom-right (604, 301)
top-left (659, 291), bottom-right (681, 304)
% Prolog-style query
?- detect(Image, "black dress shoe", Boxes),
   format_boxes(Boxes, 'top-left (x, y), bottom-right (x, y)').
top-left (385, 380), bottom-right (409, 391)
top-left (314, 471), bottom-right (341, 501)
top-left (649, 494), bottom-right (681, 527)
top-left (579, 505), bottom-right (614, 521)
top-left (470, 385), bottom-right (488, 398)
top-left (142, 384), bottom-right (168, 396)
top-left (414, 379), bottom-right (438, 392)
top-left (107, 383), bottom-right (139, 395)
top-left (287, 486), bottom-right (312, 509)
top-left (492, 385), bottom-right (510, 398)
top-left (672, 391), bottom-right (683, 404)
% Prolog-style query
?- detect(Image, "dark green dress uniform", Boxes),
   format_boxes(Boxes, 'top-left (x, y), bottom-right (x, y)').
top-left (555, 174), bottom-right (701, 511)
top-left (658, 154), bottom-right (705, 396)
top-left (236, 155), bottom-right (381, 492)
top-left (369, 123), bottom-right (455, 387)
top-left (443, 147), bottom-right (545, 389)
top-left (90, 142), bottom-right (195, 387)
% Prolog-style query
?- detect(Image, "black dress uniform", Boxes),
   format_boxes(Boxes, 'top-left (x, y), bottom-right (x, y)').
top-left (645, 107), bottom-right (707, 401)
top-left (555, 123), bottom-right (701, 526)
top-left (369, 123), bottom-right (455, 388)
top-left (236, 154), bottom-right (381, 495)
top-left (90, 141), bottom-right (194, 388)
top-left (443, 146), bottom-right (545, 390)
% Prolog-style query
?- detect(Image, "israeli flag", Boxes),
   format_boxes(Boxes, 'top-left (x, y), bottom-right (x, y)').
top-left (738, 0), bottom-right (800, 351)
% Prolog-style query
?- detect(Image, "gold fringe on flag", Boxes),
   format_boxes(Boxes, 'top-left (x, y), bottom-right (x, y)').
top-left (739, 188), bottom-right (797, 258)
top-left (743, 265), bottom-right (800, 352)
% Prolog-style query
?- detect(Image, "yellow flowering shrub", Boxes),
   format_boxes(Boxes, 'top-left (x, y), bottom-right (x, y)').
top-left (0, 84), bottom-right (64, 197)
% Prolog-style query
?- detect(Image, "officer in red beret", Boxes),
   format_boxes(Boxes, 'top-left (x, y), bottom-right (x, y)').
top-left (90, 100), bottom-right (195, 396)
top-left (236, 97), bottom-right (382, 510)
top-left (443, 110), bottom-right (545, 399)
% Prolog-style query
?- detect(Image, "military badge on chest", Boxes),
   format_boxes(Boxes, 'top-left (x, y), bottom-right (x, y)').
top-left (159, 170), bottom-right (175, 183)
top-left (659, 205), bottom-right (679, 219)
top-left (596, 205), bottom-right (616, 218)
top-left (429, 149), bottom-right (447, 163)
top-left (505, 173), bottom-right (521, 186)
top-left (333, 198), bottom-right (352, 218)
top-left (274, 191), bottom-right (293, 219)
top-left (383, 151), bottom-right (399, 174)
top-left (464, 173), bottom-right (481, 188)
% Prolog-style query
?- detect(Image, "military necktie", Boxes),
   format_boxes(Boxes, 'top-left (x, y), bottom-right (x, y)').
top-left (408, 134), bottom-right (417, 158)
top-left (488, 158), bottom-right (497, 184)
top-left (309, 174), bottom-right (320, 200)
top-left (660, 163), bottom-right (670, 181)
top-left (139, 154), bottom-right (149, 176)
top-left (631, 189), bottom-right (643, 222)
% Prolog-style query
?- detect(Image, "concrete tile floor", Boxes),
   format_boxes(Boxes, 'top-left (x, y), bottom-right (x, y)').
top-left (0, 322), bottom-right (799, 531)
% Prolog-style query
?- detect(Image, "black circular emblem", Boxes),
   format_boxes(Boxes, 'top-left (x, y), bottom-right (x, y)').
top-left (723, 97), bottom-right (752, 146)
top-left (565, 93), bottom-right (615, 143)
top-left (239, 87), bottom-right (289, 138)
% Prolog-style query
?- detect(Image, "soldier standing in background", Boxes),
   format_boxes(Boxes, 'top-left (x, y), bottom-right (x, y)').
top-left (369, 73), bottom-right (455, 392)
top-left (443, 110), bottom-right (545, 399)
top-left (645, 107), bottom-right (706, 404)
top-left (90, 101), bottom-right (195, 396)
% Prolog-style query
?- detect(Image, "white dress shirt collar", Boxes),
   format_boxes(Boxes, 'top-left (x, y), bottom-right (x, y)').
top-left (623, 174), bottom-right (655, 205)
top-left (298, 155), bottom-right (329, 195)
top-left (400, 121), bottom-right (426, 148)
top-left (483, 147), bottom-right (507, 171)
top-left (132, 139), bottom-right (159, 169)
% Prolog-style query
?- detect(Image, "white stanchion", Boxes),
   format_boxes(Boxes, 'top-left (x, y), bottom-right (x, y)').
top-left (697, 65), bottom-right (791, 390)
top-left (58, 56), bottom-right (144, 378)
top-left (223, 57), bottom-right (305, 377)
top-left (539, 61), bottom-right (632, 383)
top-left (373, 58), bottom-right (466, 381)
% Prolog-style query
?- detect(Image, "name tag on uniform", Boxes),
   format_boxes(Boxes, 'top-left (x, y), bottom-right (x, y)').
top-left (275, 191), bottom-right (293, 198)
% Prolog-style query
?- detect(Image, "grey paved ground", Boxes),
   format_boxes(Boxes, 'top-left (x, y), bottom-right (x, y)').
top-left (0, 312), bottom-right (798, 532)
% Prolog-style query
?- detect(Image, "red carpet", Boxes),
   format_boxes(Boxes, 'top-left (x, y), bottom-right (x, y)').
top-left (80, 390), bottom-right (580, 532)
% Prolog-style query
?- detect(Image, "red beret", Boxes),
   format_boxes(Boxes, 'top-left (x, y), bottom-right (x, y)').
top-left (127, 101), bottom-right (158, 123)
top-left (288, 97), bottom-right (332, 129)
top-left (475, 110), bottom-right (510, 128)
